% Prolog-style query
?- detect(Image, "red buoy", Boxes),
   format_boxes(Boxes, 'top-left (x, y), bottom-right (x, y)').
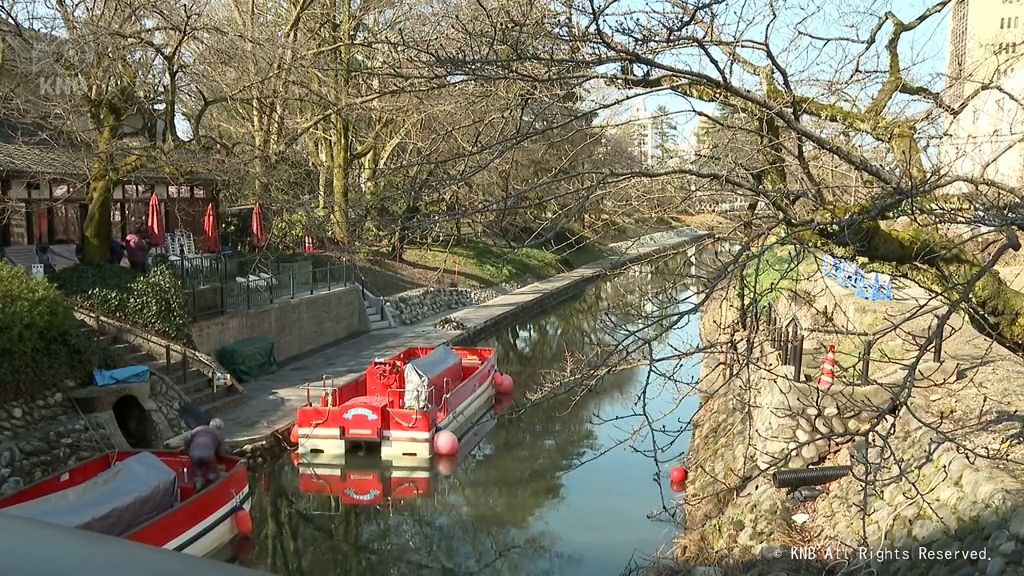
top-left (493, 372), bottom-right (514, 394)
top-left (233, 509), bottom-right (253, 535)
top-left (433, 430), bottom-right (459, 456)
top-left (669, 465), bottom-right (688, 484)
top-left (670, 480), bottom-right (686, 493)
top-left (289, 424), bottom-right (299, 445)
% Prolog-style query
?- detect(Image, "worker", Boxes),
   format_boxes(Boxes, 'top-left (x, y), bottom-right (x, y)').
top-left (183, 418), bottom-right (228, 490)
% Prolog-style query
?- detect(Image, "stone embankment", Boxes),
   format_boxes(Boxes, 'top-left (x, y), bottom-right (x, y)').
top-left (0, 376), bottom-right (190, 497)
top-left (386, 278), bottom-right (539, 325)
top-left (680, 277), bottom-right (1024, 575)
top-left (387, 228), bottom-right (706, 326)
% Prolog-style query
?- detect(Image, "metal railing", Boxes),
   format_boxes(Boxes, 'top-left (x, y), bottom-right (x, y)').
top-left (75, 307), bottom-right (238, 403)
top-left (186, 260), bottom-right (357, 320)
top-left (750, 301), bottom-right (946, 385)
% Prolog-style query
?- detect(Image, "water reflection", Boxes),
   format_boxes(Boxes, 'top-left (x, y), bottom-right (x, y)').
top-left (245, 250), bottom-right (712, 575)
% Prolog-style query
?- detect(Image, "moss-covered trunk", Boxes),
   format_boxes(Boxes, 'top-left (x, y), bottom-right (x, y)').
top-left (82, 125), bottom-right (119, 265)
top-left (825, 221), bottom-right (1024, 349)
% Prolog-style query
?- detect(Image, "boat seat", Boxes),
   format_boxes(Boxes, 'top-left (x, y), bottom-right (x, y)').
top-left (0, 452), bottom-right (177, 537)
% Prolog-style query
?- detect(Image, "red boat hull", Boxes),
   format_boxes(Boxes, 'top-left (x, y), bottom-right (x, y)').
top-left (0, 450), bottom-right (251, 557)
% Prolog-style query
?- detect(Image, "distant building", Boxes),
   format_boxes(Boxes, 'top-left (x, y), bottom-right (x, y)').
top-left (942, 0), bottom-right (1024, 192)
top-left (598, 96), bottom-right (684, 167)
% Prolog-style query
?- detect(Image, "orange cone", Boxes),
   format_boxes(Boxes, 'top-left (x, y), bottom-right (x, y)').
top-left (818, 344), bottom-right (836, 389)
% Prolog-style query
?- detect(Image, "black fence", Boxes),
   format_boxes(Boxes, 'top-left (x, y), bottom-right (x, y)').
top-left (750, 301), bottom-right (946, 385)
top-left (184, 259), bottom-right (359, 320)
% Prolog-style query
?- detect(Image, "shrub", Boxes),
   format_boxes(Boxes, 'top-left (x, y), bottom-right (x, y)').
top-left (0, 265), bottom-right (97, 400)
top-left (51, 264), bottom-right (195, 346)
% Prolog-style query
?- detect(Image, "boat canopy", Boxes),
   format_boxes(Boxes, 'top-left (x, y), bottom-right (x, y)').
top-left (403, 345), bottom-right (461, 410)
top-left (0, 452), bottom-right (177, 537)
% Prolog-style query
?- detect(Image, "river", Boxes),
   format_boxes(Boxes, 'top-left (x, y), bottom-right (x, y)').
top-left (237, 249), bottom-right (711, 576)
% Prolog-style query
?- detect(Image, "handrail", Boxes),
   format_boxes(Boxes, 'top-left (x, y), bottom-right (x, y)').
top-left (73, 305), bottom-right (243, 400)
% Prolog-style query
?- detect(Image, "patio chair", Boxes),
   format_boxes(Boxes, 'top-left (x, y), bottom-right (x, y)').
top-left (3, 245), bottom-right (40, 272)
top-left (47, 244), bottom-right (79, 271)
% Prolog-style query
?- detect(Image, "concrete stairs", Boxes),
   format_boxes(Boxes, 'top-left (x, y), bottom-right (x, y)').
top-left (80, 323), bottom-right (243, 417)
top-left (360, 288), bottom-right (395, 331)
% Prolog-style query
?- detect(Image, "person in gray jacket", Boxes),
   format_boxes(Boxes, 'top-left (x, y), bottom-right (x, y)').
top-left (183, 418), bottom-right (228, 490)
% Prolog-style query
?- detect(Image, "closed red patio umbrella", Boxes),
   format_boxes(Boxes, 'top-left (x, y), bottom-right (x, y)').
top-left (250, 203), bottom-right (267, 248)
top-left (146, 193), bottom-right (165, 247)
top-left (202, 203), bottom-right (220, 253)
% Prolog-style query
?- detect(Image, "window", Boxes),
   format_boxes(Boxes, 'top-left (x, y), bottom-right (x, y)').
top-left (1002, 17), bottom-right (1007, 29)
top-left (1015, 16), bottom-right (1019, 27)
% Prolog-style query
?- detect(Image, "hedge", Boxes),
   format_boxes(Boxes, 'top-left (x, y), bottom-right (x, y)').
top-left (51, 264), bottom-right (195, 346)
top-left (0, 265), bottom-right (97, 400)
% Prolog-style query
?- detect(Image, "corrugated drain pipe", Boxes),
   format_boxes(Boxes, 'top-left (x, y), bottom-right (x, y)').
top-left (772, 466), bottom-right (852, 489)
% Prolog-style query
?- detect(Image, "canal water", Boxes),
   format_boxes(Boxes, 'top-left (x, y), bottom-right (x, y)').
top-left (239, 249), bottom-right (710, 575)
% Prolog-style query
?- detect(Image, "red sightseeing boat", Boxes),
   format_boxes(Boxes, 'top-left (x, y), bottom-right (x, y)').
top-left (294, 345), bottom-right (512, 460)
top-left (294, 400), bottom-right (503, 505)
top-left (0, 450), bottom-right (251, 557)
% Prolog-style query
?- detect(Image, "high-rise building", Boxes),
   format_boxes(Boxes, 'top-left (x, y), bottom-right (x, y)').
top-left (942, 0), bottom-right (1024, 192)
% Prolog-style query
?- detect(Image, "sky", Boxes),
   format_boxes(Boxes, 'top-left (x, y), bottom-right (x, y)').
top-left (597, 0), bottom-right (951, 142)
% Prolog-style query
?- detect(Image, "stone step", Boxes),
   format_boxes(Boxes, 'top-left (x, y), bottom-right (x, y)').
top-left (119, 352), bottom-right (153, 366)
top-left (107, 341), bottom-right (139, 355)
top-left (198, 392), bottom-right (246, 416)
top-left (370, 319), bottom-right (390, 331)
top-left (178, 371), bottom-right (215, 397)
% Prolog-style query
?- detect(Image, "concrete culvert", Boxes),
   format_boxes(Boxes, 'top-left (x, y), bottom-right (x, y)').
top-left (112, 395), bottom-right (155, 448)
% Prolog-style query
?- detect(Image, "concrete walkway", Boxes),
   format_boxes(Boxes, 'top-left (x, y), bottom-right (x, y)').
top-left (200, 228), bottom-right (712, 446)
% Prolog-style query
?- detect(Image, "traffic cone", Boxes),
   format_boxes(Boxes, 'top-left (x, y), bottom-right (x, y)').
top-left (818, 344), bottom-right (836, 389)
top-left (303, 235), bottom-right (314, 254)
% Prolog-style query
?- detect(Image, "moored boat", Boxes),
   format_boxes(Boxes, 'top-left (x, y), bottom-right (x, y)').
top-left (294, 344), bottom-right (512, 459)
top-left (0, 450), bottom-right (251, 557)
top-left (294, 399), bottom-right (504, 504)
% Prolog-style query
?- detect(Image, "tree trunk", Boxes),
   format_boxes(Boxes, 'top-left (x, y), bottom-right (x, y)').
top-left (82, 160), bottom-right (116, 265)
top-left (82, 123), bottom-right (120, 265)
top-left (330, 114), bottom-right (350, 242)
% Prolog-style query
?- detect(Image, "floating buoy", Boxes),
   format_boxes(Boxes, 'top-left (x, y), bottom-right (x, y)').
top-left (493, 372), bottom-right (514, 394)
top-left (669, 465), bottom-right (688, 484)
top-left (433, 430), bottom-right (459, 456)
top-left (233, 509), bottom-right (253, 535)
top-left (435, 455), bottom-right (458, 476)
top-left (289, 424), bottom-right (299, 444)
top-left (670, 480), bottom-right (686, 494)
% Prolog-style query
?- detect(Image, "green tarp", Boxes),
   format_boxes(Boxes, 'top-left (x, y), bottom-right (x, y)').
top-left (216, 336), bottom-right (277, 383)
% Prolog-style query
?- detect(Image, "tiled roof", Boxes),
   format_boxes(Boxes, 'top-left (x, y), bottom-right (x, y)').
top-left (0, 140), bottom-right (225, 183)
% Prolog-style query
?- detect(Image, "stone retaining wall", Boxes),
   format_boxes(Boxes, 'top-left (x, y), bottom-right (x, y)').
top-left (681, 288), bottom-right (1024, 575)
top-left (0, 389), bottom-right (121, 495)
top-left (387, 287), bottom-right (475, 325)
top-left (386, 277), bottom-right (540, 325)
top-left (0, 379), bottom-right (189, 497)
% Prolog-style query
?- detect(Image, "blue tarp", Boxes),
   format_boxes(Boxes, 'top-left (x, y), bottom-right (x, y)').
top-left (92, 366), bottom-right (150, 387)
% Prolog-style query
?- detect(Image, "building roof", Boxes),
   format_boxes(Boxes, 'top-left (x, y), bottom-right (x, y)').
top-left (0, 117), bottom-right (225, 184)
